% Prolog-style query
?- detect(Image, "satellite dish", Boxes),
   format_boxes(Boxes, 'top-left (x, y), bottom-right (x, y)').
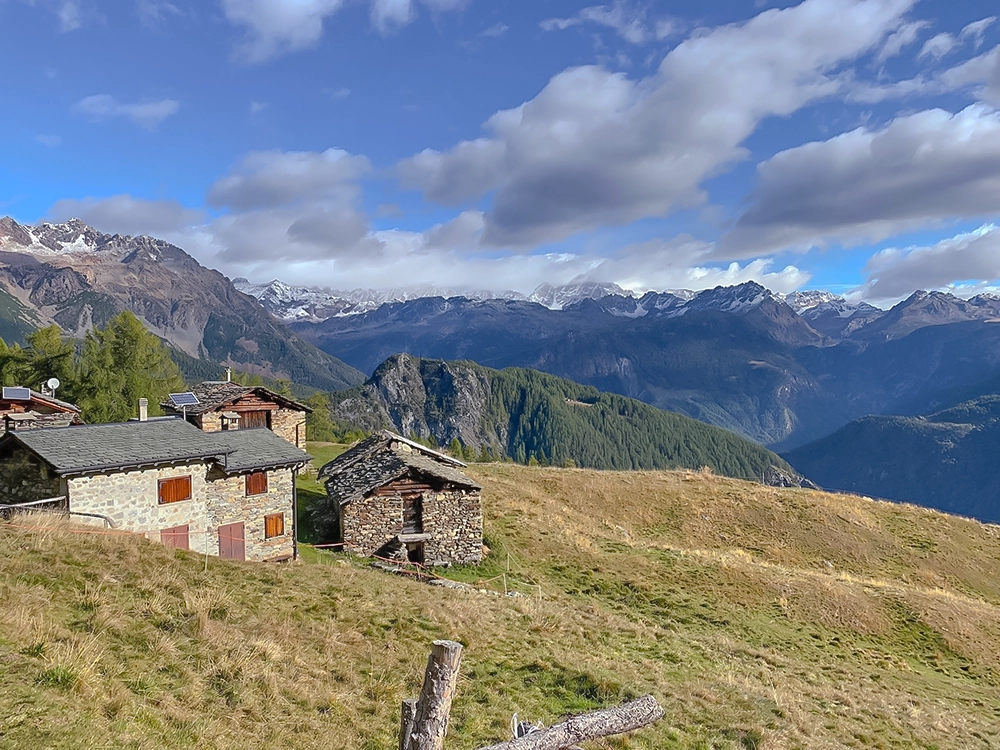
top-left (46, 377), bottom-right (60, 391)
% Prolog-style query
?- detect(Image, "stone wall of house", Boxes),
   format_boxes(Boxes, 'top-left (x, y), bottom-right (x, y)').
top-left (68, 463), bottom-right (296, 561)
top-left (342, 493), bottom-right (402, 557)
top-left (204, 467), bottom-right (295, 561)
top-left (342, 486), bottom-right (482, 564)
top-left (0, 444), bottom-right (64, 505)
top-left (68, 463), bottom-right (214, 553)
top-left (423, 489), bottom-right (482, 565)
top-left (271, 408), bottom-right (306, 448)
top-left (196, 413), bottom-right (223, 432)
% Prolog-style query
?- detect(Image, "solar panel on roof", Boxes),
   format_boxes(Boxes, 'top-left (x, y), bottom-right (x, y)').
top-left (169, 392), bottom-right (200, 407)
top-left (2, 387), bottom-right (31, 401)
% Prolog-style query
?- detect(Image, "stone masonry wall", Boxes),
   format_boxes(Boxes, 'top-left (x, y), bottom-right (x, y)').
top-left (342, 486), bottom-right (482, 564)
top-left (204, 467), bottom-right (294, 561)
top-left (197, 413), bottom-right (223, 432)
top-left (68, 464), bottom-right (295, 561)
top-left (0, 445), bottom-right (64, 505)
top-left (423, 489), bottom-right (482, 565)
top-left (343, 493), bottom-right (402, 557)
top-left (68, 463), bottom-right (214, 553)
top-left (271, 409), bottom-right (306, 448)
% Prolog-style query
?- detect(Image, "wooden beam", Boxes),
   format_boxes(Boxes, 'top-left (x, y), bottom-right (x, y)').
top-left (474, 695), bottom-right (664, 750)
top-left (405, 640), bottom-right (464, 750)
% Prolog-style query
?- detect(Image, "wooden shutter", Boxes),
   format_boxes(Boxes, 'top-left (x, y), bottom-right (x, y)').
top-left (246, 470), bottom-right (268, 496)
top-left (218, 522), bottom-right (246, 561)
top-left (241, 411), bottom-right (269, 429)
top-left (161, 525), bottom-right (189, 551)
top-left (264, 513), bottom-right (284, 539)
top-left (158, 476), bottom-right (192, 504)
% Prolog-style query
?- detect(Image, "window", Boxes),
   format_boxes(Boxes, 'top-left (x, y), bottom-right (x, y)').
top-left (264, 513), bottom-right (285, 539)
top-left (158, 476), bottom-right (192, 504)
top-left (246, 470), bottom-right (268, 496)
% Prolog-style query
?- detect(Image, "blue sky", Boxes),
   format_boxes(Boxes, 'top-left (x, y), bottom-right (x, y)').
top-left (2, 0), bottom-right (1000, 302)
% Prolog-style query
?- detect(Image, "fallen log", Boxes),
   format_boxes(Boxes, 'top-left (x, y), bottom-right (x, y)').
top-left (474, 695), bottom-right (664, 750)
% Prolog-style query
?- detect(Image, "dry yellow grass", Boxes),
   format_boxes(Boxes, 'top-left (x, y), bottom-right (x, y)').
top-left (2, 465), bottom-right (1000, 748)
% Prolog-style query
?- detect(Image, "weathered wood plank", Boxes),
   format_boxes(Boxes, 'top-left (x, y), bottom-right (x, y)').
top-left (405, 640), bottom-right (464, 750)
top-left (474, 695), bottom-right (664, 750)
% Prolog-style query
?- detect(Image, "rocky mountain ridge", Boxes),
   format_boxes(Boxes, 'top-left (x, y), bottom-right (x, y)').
top-left (0, 217), bottom-right (364, 391)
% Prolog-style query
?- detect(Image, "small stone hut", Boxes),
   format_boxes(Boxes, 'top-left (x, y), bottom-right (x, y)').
top-left (0, 417), bottom-right (311, 562)
top-left (318, 431), bottom-right (482, 565)
top-left (0, 387), bottom-right (83, 432)
top-left (161, 380), bottom-right (312, 448)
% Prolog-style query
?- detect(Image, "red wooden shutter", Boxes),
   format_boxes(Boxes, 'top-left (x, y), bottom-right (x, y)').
top-left (264, 513), bottom-right (284, 539)
top-left (245, 470), bottom-right (268, 496)
top-left (161, 525), bottom-right (189, 551)
top-left (218, 522), bottom-right (246, 561)
top-left (158, 476), bottom-right (192, 504)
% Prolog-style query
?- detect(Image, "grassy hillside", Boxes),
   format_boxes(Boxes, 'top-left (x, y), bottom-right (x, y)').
top-left (4, 464), bottom-right (1000, 747)
top-left (784, 395), bottom-right (1000, 522)
top-left (331, 355), bottom-right (800, 482)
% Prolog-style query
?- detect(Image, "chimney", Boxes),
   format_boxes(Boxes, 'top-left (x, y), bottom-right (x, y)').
top-left (138, 398), bottom-right (148, 422)
top-left (226, 366), bottom-right (232, 383)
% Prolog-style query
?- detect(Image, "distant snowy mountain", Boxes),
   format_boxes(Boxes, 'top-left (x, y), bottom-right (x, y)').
top-left (526, 282), bottom-right (632, 310)
top-left (782, 290), bottom-right (842, 313)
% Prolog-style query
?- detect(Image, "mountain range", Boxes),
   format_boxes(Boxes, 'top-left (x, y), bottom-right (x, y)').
top-left (330, 353), bottom-right (805, 483)
top-left (288, 284), bottom-right (1000, 451)
top-left (785, 394), bottom-right (1000, 522)
top-left (0, 218), bottom-right (363, 391)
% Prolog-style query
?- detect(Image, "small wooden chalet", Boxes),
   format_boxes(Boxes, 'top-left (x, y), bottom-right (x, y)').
top-left (318, 431), bottom-right (482, 565)
top-left (161, 380), bottom-right (311, 449)
top-left (0, 386), bottom-right (83, 433)
top-left (0, 417), bottom-right (311, 562)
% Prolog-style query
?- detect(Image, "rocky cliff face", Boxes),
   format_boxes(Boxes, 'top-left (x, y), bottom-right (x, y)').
top-left (0, 218), bottom-right (364, 391)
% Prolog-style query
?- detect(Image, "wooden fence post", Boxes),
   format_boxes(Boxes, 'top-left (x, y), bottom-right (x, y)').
top-left (404, 639), bottom-right (464, 750)
top-left (399, 698), bottom-right (418, 750)
top-left (473, 694), bottom-right (664, 750)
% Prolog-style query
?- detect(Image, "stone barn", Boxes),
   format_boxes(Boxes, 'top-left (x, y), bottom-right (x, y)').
top-left (0, 386), bottom-right (83, 432)
top-left (318, 431), bottom-right (482, 565)
top-left (161, 379), bottom-right (311, 449)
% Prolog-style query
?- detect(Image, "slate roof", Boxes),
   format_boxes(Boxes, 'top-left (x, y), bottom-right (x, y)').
top-left (319, 431), bottom-right (480, 506)
top-left (159, 381), bottom-right (311, 416)
top-left (0, 388), bottom-right (82, 414)
top-left (2, 418), bottom-right (226, 476)
top-left (204, 428), bottom-right (312, 474)
top-left (1, 418), bottom-right (311, 476)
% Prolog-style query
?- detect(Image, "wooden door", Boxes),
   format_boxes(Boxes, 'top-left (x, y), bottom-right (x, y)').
top-left (161, 525), bottom-right (189, 551)
top-left (402, 495), bottom-right (423, 534)
top-left (241, 411), bottom-right (269, 429)
top-left (218, 522), bottom-right (246, 561)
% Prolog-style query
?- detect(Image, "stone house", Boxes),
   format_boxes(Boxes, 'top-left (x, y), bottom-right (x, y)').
top-left (0, 387), bottom-right (83, 432)
top-left (0, 417), bottom-right (311, 562)
top-left (161, 380), bottom-right (312, 449)
top-left (318, 431), bottom-right (482, 565)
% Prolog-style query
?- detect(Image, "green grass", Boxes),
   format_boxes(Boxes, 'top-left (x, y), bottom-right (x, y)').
top-left (4, 459), bottom-right (1000, 747)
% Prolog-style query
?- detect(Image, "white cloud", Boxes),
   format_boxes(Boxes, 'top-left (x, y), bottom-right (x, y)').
top-left (918, 32), bottom-right (956, 61)
top-left (960, 16), bottom-right (996, 49)
top-left (720, 105), bottom-right (1000, 257)
top-left (875, 20), bottom-right (928, 62)
top-left (855, 224), bottom-right (1000, 303)
top-left (403, 0), bottom-right (917, 248)
top-left (250, 101), bottom-right (268, 113)
top-left (72, 94), bottom-right (179, 130)
top-left (540, 0), bottom-right (677, 45)
top-left (46, 195), bottom-right (205, 237)
top-left (323, 86), bottom-right (352, 99)
top-left (57, 0), bottom-right (80, 31)
top-left (207, 148), bottom-right (370, 212)
top-left (222, 0), bottom-right (470, 62)
top-left (34, 134), bottom-right (62, 147)
top-left (481, 22), bottom-right (508, 38)
top-left (137, 0), bottom-right (182, 28)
